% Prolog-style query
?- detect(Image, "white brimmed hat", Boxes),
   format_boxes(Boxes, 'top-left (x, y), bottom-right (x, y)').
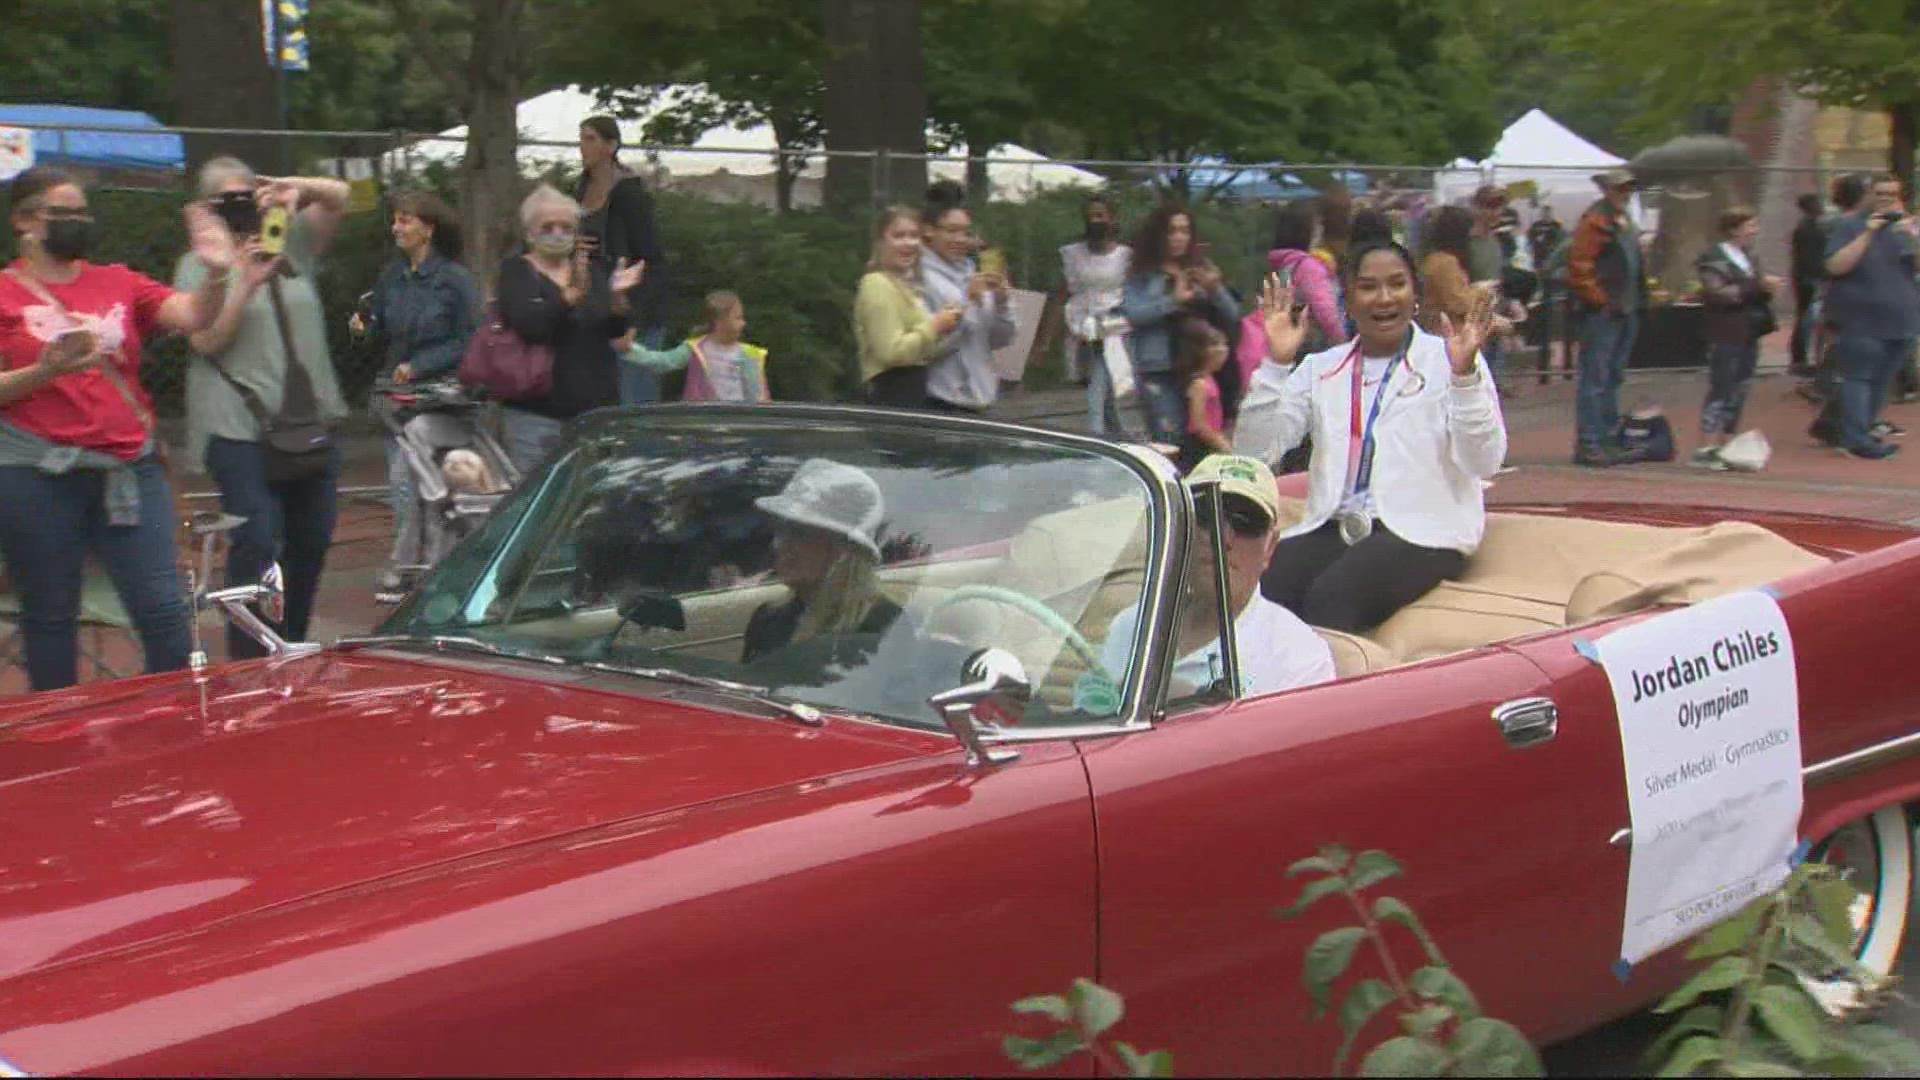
top-left (755, 459), bottom-right (884, 558)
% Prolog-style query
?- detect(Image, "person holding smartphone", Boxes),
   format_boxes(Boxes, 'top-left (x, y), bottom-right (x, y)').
top-left (174, 156), bottom-right (350, 650)
top-left (1120, 203), bottom-right (1240, 445)
top-left (919, 188), bottom-right (1015, 413)
top-left (1820, 172), bottom-right (1920, 459)
top-left (0, 165), bottom-right (239, 690)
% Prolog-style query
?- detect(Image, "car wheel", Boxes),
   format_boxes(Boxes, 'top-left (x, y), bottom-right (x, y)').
top-left (1801, 805), bottom-right (1913, 1014)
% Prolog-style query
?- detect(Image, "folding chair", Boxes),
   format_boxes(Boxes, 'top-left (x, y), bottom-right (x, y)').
top-left (0, 558), bottom-right (138, 690)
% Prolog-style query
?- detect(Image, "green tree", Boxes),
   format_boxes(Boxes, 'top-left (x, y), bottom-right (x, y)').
top-left (922, 0), bottom-right (1084, 200)
top-left (0, 0), bottom-right (171, 118)
top-left (547, 0), bottom-right (817, 211)
top-left (1552, 0), bottom-right (1920, 191)
top-left (1024, 0), bottom-right (1498, 197)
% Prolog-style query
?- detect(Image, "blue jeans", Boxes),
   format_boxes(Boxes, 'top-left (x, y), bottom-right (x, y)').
top-left (381, 432), bottom-right (420, 573)
top-left (204, 437), bottom-right (340, 660)
top-left (1701, 341), bottom-right (1758, 436)
top-left (1084, 341), bottom-right (1130, 437)
top-left (501, 408), bottom-right (568, 478)
top-left (1136, 372), bottom-right (1185, 445)
top-left (0, 456), bottom-right (190, 690)
top-left (618, 325), bottom-right (666, 405)
top-left (1833, 336), bottom-right (1912, 450)
top-left (1576, 310), bottom-right (1639, 451)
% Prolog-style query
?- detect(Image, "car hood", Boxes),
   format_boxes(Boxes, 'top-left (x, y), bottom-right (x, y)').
top-left (0, 649), bottom-right (946, 983)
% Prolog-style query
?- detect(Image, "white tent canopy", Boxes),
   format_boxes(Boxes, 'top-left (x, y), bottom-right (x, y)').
top-left (390, 85), bottom-right (1104, 203)
top-left (1434, 108), bottom-right (1632, 225)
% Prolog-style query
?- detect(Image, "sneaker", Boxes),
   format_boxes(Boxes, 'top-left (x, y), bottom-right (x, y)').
top-left (1846, 441), bottom-right (1900, 460)
top-left (1809, 417), bottom-right (1842, 447)
top-left (1688, 447), bottom-right (1730, 470)
top-left (1871, 421), bottom-right (1907, 439)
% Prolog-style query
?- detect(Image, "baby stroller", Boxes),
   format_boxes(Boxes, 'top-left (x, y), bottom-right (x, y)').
top-left (374, 376), bottom-right (521, 573)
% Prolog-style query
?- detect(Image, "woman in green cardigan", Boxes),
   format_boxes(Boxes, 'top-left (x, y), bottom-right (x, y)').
top-left (853, 205), bottom-right (962, 408)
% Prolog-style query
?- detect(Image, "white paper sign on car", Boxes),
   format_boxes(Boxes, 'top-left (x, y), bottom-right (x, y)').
top-left (1591, 589), bottom-right (1803, 967)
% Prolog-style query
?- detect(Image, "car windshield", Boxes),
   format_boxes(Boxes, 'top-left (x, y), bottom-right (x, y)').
top-left (381, 411), bottom-right (1162, 731)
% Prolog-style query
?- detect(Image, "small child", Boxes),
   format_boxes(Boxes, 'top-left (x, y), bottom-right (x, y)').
top-left (1173, 317), bottom-right (1232, 474)
top-left (624, 290), bottom-right (771, 402)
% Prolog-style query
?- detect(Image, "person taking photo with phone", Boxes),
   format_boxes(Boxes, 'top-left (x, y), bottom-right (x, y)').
top-left (0, 165), bottom-right (239, 690)
top-left (919, 187), bottom-right (1015, 414)
top-left (1120, 203), bottom-right (1240, 445)
top-left (173, 156), bottom-right (350, 652)
top-left (1819, 172), bottom-right (1920, 459)
top-left (352, 191), bottom-right (480, 604)
top-left (493, 184), bottom-right (637, 476)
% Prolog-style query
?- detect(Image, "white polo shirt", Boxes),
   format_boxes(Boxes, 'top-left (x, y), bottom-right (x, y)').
top-left (1097, 594), bottom-right (1336, 700)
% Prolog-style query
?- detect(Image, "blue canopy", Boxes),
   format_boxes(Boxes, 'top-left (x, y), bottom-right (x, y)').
top-left (0, 104), bottom-right (185, 173)
top-left (1171, 157), bottom-right (1372, 201)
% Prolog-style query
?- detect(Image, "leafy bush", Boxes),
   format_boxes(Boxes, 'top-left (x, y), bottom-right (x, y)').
top-left (1280, 845), bottom-right (1543, 1077)
top-left (1004, 977), bottom-right (1173, 1077)
top-left (1646, 861), bottom-right (1920, 1077)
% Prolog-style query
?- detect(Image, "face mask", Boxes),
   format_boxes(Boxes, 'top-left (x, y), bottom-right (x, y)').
top-left (1085, 221), bottom-right (1113, 243)
top-left (42, 218), bottom-right (96, 261)
top-left (532, 232), bottom-right (575, 258)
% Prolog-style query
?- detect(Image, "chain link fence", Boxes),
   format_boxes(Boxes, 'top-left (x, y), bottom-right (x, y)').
top-left (3, 120), bottom-right (1864, 416)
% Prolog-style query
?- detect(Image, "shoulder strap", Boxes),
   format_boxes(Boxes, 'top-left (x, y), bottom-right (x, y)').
top-left (4, 266), bottom-right (156, 437)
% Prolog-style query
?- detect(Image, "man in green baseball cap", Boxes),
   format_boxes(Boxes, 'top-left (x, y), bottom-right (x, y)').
top-left (1089, 454), bottom-right (1333, 703)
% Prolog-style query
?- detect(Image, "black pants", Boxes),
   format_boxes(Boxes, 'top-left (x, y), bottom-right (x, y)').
top-left (1790, 279), bottom-right (1817, 369)
top-left (1261, 521), bottom-right (1466, 634)
top-left (865, 366), bottom-right (928, 409)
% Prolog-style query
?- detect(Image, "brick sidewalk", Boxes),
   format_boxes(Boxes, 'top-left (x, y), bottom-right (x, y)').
top-left (11, 353), bottom-right (1920, 690)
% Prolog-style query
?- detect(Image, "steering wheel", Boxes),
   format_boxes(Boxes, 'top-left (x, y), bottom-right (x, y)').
top-left (927, 585), bottom-right (1114, 685)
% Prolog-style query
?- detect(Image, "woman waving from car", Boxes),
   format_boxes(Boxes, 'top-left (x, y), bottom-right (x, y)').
top-left (1233, 240), bottom-right (1507, 634)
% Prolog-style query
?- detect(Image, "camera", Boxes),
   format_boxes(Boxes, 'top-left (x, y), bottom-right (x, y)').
top-left (210, 190), bottom-right (261, 237)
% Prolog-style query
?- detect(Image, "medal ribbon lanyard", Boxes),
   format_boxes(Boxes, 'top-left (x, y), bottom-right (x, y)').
top-left (1342, 328), bottom-right (1413, 501)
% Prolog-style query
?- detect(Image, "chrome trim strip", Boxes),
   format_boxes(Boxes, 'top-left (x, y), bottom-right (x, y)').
top-left (1611, 730), bottom-right (1920, 849)
top-left (1803, 730), bottom-right (1920, 787)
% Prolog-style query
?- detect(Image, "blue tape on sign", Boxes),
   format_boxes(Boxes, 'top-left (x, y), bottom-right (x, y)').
top-left (1573, 638), bottom-right (1601, 664)
top-left (1789, 838), bottom-right (1812, 868)
top-left (1612, 958), bottom-right (1633, 983)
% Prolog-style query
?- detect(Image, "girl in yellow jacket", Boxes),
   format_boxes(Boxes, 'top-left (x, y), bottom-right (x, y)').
top-left (625, 290), bottom-right (771, 402)
top-left (854, 205), bottom-right (963, 407)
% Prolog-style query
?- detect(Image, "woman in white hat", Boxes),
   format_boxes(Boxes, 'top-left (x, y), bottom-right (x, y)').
top-left (742, 458), bottom-right (905, 662)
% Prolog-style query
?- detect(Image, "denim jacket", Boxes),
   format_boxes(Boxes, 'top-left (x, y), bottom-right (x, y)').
top-left (367, 253), bottom-right (482, 379)
top-left (1119, 271), bottom-right (1239, 375)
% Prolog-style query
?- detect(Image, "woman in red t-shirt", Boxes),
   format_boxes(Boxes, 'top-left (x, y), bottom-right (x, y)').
top-left (0, 166), bottom-right (237, 690)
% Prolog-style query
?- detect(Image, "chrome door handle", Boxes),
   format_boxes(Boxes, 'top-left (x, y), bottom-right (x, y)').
top-left (1492, 697), bottom-right (1559, 749)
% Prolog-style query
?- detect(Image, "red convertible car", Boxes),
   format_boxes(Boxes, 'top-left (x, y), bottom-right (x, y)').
top-left (0, 404), bottom-right (1916, 1076)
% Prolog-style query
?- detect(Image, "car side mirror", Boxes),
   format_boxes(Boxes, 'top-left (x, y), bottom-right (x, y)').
top-left (928, 648), bottom-right (1029, 767)
top-left (196, 561), bottom-right (318, 661)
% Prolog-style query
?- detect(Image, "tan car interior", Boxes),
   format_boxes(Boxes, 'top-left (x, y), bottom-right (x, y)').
top-left (505, 493), bottom-right (1830, 713)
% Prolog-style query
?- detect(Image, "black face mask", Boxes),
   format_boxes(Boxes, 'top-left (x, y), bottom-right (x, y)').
top-left (42, 218), bottom-right (96, 261)
top-left (1085, 220), bottom-right (1114, 243)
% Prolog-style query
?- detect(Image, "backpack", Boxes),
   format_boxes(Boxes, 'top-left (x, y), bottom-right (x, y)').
top-left (1615, 406), bottom-right (1675, 463)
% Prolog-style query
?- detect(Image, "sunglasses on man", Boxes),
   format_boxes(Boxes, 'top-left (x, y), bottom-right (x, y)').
top-left (1192, 492), bottom-right (1270, 540)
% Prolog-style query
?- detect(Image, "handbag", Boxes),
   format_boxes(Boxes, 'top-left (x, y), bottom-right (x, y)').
top-left (210, 275), bottom-right (333, 485)
top-left (458, 301), bottom-right (554, 402)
